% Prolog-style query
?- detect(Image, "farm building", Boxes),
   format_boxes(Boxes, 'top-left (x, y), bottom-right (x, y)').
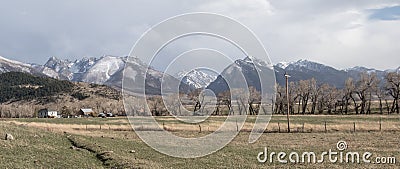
top-left (38, 109), bottom-right (58, 118)
top-left (79, 108), bottom-right (97, 117)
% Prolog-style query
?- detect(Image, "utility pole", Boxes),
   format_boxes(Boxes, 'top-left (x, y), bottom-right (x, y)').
top-left (285, 72), bottom-right (291, 133)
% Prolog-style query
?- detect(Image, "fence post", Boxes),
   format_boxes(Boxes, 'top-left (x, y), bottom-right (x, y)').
top-left (379, 117), bottom-right (382, 132)
top-left (236, 119), bottom-right (239, 132)
top-left (100, 125), bottom-right (102, 130)
top-left (324, 121), bottom-right (327, 133)
top-left (302, 123), bottom-right (305, 133)
top-left (353, 122), bottom-right (356, 132)
top-left (199, 124), bottom-right (202, 133)
top-left (86, 124), bottom-right (88, 130)
top-left (278, 122), bottom-right (281, 133)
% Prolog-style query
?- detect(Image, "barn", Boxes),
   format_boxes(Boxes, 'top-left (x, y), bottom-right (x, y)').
top-left (79, 108), bottom-right (96, 117)
top-left (38, 109), bottom-right (58, 118)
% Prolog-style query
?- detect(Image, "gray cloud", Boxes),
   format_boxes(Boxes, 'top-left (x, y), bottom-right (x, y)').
top-left (0, 0), bottom-right (399, 70)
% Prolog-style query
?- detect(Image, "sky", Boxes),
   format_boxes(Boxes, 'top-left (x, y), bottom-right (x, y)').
top-left (0, 0), bottom-right (399, 70)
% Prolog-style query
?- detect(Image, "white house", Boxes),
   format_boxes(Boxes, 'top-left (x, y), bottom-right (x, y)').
top-left (38, 109), bottom-right (58, 118)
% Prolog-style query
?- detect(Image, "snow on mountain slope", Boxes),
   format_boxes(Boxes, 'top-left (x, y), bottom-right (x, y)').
top-left (176, 69), bottom-right (218, 89)
top-left (38, 56), bottom-right (98, 81)
top-left (275, 62), bottom-right (291, 69)
top-left (69, 57), bottom-right (97, 74)
top-left (207, 56), bottom-right (275, 94)
top-left (82, 56), bottom-right (125, 84)
top-left (285, 59), bottom-right (337, 72)
top-left (1, 55), bottom-right (399, 93)
top-left (0, 56), bottom-right (31, 67)
top-left (0, 55), bottom-right (37, 74)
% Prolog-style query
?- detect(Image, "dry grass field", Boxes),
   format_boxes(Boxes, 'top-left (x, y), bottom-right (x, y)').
top-left (1, 115), bottom-right (400, 168)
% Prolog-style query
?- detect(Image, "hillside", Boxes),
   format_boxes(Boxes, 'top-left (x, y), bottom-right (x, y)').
top-left (0, 72), bottom-right (74, 103)
top-left (0, 72), bottom-right (123, 118)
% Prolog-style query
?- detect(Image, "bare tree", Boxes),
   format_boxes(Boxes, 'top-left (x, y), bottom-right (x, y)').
top-left (298, 80), bottom-right (312, 114)
top-left (317, 84), bottom-right (329, 114)
top-left (188, 89), bottom-right (204, 113)
top-left (164, 94), bottom-right (182, 116)
top-left (288, 82), bottom-right (298, 114)
top-left (353, 73), bottom-right (378, 114)
top-left (309, 78), bottom-right (320, 114)
top-left (376, 87), bottom-right (387, 114)
top-left (148, 96), bottom-right (165, 116)
top-left (248, 86), bottom-right (261, 115)
top-left (325, 85), bottom-right (339, 114)
top-left (342, 78), bottom-right (354, 114)
top-left (385, 72), bottom-right (400, 114)
top-left (218, 90), bottom-right (233, 115)
top-left (274, 85), bottom-right (285, 114)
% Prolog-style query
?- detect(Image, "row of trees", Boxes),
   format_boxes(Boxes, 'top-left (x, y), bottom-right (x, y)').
top-left (144, 86), bottom-right (263, 116)
top-left (147, 72), bottom-right (399, 116)
top-left (274, 72), bottom-right (400, 115)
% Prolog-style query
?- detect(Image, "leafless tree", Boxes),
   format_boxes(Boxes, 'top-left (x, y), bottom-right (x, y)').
top-left (274, 85), bottom-right (285, 114)
top-left (288, 82), bottom-right (298, 114)
top-left (309, 78), bottom-right (320, 114)
top-left (164, 94), bottom-right (182, 116)
top-left (232, 88), bottom-right (249, 115)
top-left (188, 89), bottom-right (204, 113)
top-left (316, 84), bottom-right (329, 114)
top-left (385, 72), bottom-right (400, 114)
top-left (342, 78), bottom-right (355, 114)
top-left (325, 85), bottom-right (339, 114)
top-left (375, 87), bottom-right (387, 114)
top-left (298, 79), bottom-right (312, 114)
top-left (248, 86), bottom-right (261, 115)
top-left (147, 96), bottom-right (165, 116)
top-left (353, 72), bottom-right (378, 114)
top-left (218, 90), bottom-right (233, 115)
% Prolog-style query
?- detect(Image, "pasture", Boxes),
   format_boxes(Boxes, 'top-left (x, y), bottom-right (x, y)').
top-left (1, 115), bottom-right (400, 168)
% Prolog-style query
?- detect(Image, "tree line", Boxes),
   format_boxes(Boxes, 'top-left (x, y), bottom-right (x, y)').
top-left (274, 72), bottom-right (400, 115)
top-left (146, 72), bottom-right (399, 116)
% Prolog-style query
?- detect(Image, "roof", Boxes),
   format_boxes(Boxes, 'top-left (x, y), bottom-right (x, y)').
top-left (39, 109), bottom-right (58, 112)
top-left (80, 108), bottom-right (94, 113)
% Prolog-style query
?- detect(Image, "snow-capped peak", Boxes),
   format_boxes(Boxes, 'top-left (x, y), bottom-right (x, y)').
top-left (0, 55), bottom-right (38, 74)
top-left (344, 66), bottom-right (379, 74)
top-left (0, 55), bottom-right (31, 67)
top-left (276, 61), bottom-right (291, 69)
top-left (82, 56), bottom-right (125, 84)
top-left (284, 59), bottom-right (336, 72)
top-left (176, 69), bottom-right (218, 89)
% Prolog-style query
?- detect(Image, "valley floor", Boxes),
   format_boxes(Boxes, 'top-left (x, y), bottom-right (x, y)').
top-left (1, 115), bottom-right (400, 168)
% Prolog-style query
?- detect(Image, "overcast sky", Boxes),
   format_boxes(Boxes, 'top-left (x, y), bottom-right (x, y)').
top-left (0, 0), bottom-right (399, 70)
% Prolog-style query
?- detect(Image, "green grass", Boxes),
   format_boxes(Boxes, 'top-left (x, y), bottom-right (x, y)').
top-left (0, 122), bottom-right (103, 168)
top-left (2, 115), bottom-right (400, 168)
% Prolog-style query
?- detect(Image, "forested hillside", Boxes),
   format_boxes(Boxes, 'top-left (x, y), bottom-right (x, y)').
top-left (0, 72), bottom-right (73, 103)
top-left (0, 72), bottom-right (124, 118)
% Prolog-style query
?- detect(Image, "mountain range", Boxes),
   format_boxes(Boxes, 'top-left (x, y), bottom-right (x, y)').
top-left (0, 55), bottom-right (399, 93)
top-left (274, 59), bottom-right (399, 88)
